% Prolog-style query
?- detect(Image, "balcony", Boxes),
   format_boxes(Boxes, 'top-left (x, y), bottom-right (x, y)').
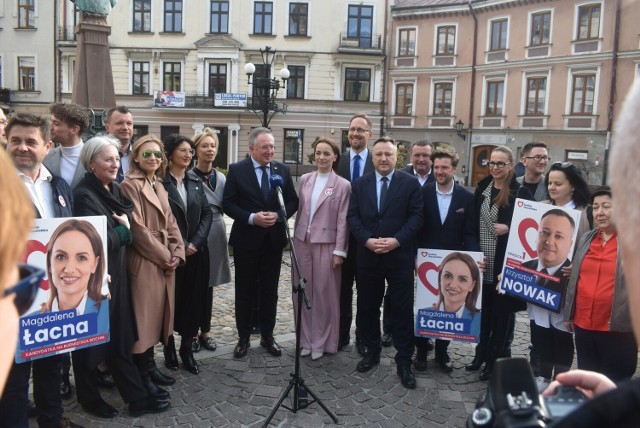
top-left (184, 94), bottom-right (216, 109)
top-left (337, 33), bottom-right (383, 54)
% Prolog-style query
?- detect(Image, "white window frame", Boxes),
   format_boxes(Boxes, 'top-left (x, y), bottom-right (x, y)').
top-left (572, 1), bottom-right (604, 42)
top-left (160, 60), bottom-right (184, 92)
top-left (209, 0), bottom-right (231, 34)
top-left (520, 69), bottom-right (551, 117)
top-left (163, 0), bottom-right (184, 33)
top-left (433, 23), bottom-right (458, 56)
top-left (16, 54), bottom-right (37, 91)
top-left (252, 0), bottom-right (276, 35)
top-left (486, 16), bottom-right (510, 52)
top-left (283, 63), bottom-right (307, 100)
top-left (129, 59), bottom-right (152, 95)
top-left (204, 60), bottom-right (230, 96)
top-left (526, 8), bottom-right (554, 47)
top-left (286, 1), bottom-right (311, 37)
top-left (392, 79), bottom-right (416, 116)
top-left (564, 64), bottom-right (601, 117)
top-left (396, 26), bottom-right (418, 57)
top-left (130, 0), bottom-right (153, 33)
top-left (481, 73), bottom-right (507, 122)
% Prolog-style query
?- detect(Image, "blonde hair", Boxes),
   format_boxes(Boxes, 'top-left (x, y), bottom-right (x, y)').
top-left (193, 127), bottom-right (219, 149)
top-left (0, 150), bottom-right (34, 292)
top-left (129, 134), bottom-right (167, 178)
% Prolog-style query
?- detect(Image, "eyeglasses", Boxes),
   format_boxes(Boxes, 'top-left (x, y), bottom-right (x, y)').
top-left (177, 148), bottom-right (195, 157)
top-left (3, 264), bottom-right (45, 316)
top-left (348, 127), bottom-right (370, 134)
top-left (524, 155), bottom-right (550, 162)
top-left (141, 150), bottom-right (163, 159)
top-left (488, 161), bottom-right (512, 169)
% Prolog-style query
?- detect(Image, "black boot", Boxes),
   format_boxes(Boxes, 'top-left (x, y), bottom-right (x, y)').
top-left (163, 335), bottom-right (179, 371)
top-left (129, 397), bottom-right (170, 417)
top-left (133, 351), bottom-right (170, 400)
top-left (147, 348), bottom-right (175, 386)
top-left (465, 346), bottom-right (485, 371)
top-left (179, 337), bottom-right (199, 375)
top-left (413, 346), bottom-right (428, 372)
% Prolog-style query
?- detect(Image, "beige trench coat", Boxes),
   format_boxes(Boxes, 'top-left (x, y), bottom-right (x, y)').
top-left (120, 169), bottom-right (185, 353)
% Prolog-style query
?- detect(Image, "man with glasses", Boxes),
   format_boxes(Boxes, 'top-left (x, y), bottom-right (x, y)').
top-left (0, 113), bottom-right (81, 427)
top-left (337, 113), bottom-right (374, 354)
top-left (0, 109), bottom-right (8, 149)
top-left (105, 106), bottom-right (135, 183)
top-left (517, 142), bottom-right (549, 202)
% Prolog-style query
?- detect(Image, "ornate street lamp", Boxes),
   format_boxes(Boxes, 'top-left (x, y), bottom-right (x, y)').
top-left (244, 46), bottom-right (290, 128)
top-left (456, 119), bottom-right (466, 141)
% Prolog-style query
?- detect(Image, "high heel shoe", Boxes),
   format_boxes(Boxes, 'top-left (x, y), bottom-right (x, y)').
top-left (179, 341), bottom-right (199, 375)
top-left (163, 335), bottom-right (179, 371)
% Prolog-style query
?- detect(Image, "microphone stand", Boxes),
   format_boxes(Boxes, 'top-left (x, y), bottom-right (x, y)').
top-left (263, 187), bottom-right (338, 427)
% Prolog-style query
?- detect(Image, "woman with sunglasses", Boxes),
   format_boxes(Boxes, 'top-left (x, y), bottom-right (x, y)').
top-left (120, 135), bottom-right (185, 401)
top-left (71, 136), bottom-right (170, 417)
top-left (0, 149), bottom-right (36, 394)
top-left (190, 128), bottom-right (231, 354)
top-left (160, 135), bottom-right (212, 375)
top-left (468, 146), bottom-right (533, 381)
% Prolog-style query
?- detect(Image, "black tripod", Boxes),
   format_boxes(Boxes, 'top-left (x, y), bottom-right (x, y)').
top-left (263, 189), bottom-right (338, 427)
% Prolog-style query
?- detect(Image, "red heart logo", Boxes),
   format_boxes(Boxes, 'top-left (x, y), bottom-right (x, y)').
top-left (517, 200), bottom-right (524, 207)
top-left (25, 239), bottom-right (50, 290)
top-left (417, 261), bottom-right (439, 295)
top-left (518, 218), bottom-right (538, 258)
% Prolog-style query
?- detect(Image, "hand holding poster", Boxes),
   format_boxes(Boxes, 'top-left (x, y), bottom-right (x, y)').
top-left (499, 200), bottom-right (581, 313)
top-left (415, 249), bottom-right (484, 343)
top-left (17, 216), bottom-right (110, 362)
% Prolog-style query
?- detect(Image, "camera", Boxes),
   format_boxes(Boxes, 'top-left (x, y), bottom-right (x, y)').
top-left (467, 358), bottom-right (586, 427)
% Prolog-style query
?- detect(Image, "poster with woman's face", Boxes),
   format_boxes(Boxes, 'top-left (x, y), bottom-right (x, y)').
top-left (415, 249), bottom-right (484, 343)
top-left (16, 216), bottom-right (110, 363)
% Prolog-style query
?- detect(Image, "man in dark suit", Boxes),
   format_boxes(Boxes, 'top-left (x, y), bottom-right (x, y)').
top-left (415, 147), bottom-right (479, 373)
top-left (400, 139), bottom-right (435, 186)
top-left (337, 113), bottom-right (374, 352)
top-left (223, 127), bottom-right (299, 359)
top-left (347, 137), bottom-right (423, 389)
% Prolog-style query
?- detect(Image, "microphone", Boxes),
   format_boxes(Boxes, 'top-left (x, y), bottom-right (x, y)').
top-left (270, 174), bottom-right (286, 218)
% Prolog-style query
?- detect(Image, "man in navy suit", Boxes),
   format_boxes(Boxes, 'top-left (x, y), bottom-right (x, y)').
top-left (415, 147), bottom-right (479, 373)
top-left (347, 137), bottom-right (423, 389)
top-left (400, 139), bottom-right (435, 186)
top-left (223, 127), bottom-right (298, 359)
top-left (337, 113), bottom-right (374, 353)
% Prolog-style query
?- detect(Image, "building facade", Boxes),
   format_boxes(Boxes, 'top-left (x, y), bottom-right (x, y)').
top-left (387, 0), bottom-right (640, 185)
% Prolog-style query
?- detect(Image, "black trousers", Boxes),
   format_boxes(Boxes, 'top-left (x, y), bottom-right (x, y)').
top-left (531, 323), bottom-right (574, 380)
top-left (339, 233), bottom-right (360, 343)
top-left (357, 266), bottom-right (415, 367)
top-left (575, 325), bottom-right (638, 383)
top-left (478, 282), bottom-right (515, 362)
top-left (199, 286), bottom-right (214, 333)
top-left (233, 238), bottom-right (283, 339)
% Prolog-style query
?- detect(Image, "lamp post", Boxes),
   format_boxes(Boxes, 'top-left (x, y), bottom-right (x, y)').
top-left (456, 119), bottom-right (466, 141)
top-left (244, 46), bottom-right (290, 128)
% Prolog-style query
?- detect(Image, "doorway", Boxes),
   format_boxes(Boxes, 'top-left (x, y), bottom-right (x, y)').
top-left (471, 145), bottom-right (497, 187)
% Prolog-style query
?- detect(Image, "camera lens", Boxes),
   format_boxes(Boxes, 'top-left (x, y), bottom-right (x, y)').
top-left (471, 407), bottom-right (493, 426)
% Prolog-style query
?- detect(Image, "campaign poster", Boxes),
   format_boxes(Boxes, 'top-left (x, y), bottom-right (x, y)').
top-left (17, 216), bottom-right (110, 363)
top-left (499, 199), bottom-right (582, 313)
top-left (415, 249), bottom-right (484, 343)
top-left (154, 90), bottom-right (185, 107)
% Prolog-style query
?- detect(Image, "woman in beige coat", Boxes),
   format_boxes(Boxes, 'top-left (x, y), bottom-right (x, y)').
top-left (120, 135), bottom-right (185, 401)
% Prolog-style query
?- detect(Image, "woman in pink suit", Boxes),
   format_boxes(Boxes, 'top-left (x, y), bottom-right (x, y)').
top-left (293, 138), bottom-right (351, 360)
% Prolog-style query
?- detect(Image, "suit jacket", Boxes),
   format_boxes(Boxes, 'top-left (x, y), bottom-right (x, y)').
top-left (223, 158), bottom-right (298, 250)
top-left (293, 171), bottom-right (350, 252)
top-left (31, 171), bottom-right (74, 219)
top-left (522, 258), bottom-right (571, 320)
top-left (347, 169), bottom-right (423, 270)
top-left (516, 175), bottom-right (547, 202)
top-left (419, 182), bottom-right (479, 251)
top-left (338, 149), bottom-right (374, 182)
top-left (400, 164), bottom-right (435, 185)
top-left (43, 146), bottom-right (86, 189)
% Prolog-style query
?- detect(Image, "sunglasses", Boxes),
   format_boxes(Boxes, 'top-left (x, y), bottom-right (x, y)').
top-left (3, 264), bottom-right (45, 316)
top-left (552, 161), bottom-right (573, 169)
top-left (141, 150), bottom-right (163, 159)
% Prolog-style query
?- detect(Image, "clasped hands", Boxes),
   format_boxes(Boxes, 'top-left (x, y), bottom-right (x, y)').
top-left (366, 237), bottom-right (400, 254)
top-left (254, 211), bottom-right (279, 228)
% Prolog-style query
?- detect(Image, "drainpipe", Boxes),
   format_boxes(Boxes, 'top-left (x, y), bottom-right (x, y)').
top-left (602, 0), bottom-right (620, 185)
top-left (380, 0), bottom-right (390, 136)
top-left (54, 0), bottom-right (59, 102)
top-left (466, 1), bottom-right (478, 186)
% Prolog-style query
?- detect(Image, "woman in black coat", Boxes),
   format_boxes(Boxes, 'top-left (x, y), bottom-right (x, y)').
top-left (72, 136), bottom-right (169, 417)
top-left (161, 134), bottom-right (213, 375)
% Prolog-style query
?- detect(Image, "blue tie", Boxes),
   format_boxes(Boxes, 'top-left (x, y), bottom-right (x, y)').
top-left (352, 154), bottom-right (361, 182)
top-left (379, 176), bottom-right (388, 212)
top-left (260, 165), bottom-right (270, 201)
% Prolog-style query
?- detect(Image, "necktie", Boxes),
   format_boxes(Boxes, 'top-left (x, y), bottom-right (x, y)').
top-left (379, 176), bottom-right (388, 212)
top-left (260, 165), bottom-right (270, 201)
top-left (536, 268), bottom-right (548, 287)
top-left (352, 154), bottom-right (361, 182)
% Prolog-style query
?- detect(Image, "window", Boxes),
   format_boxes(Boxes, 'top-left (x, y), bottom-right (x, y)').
top-left (577, 4), bottom-right (601, 40)
top-left (133, 0), bottom-right (151, 32)
top-left (286, 65), bottom-right (305, 99)
top-left (486, 81), bottom-right (504, 116)
top-left (526, 77), bottom-right (546, 115)
top-left (164, 0), bottom-right (182, 33)
top-left (433, 82), bottom-right (453, 116)
top-left (530, 11), bottom-right (551, 46)
top-left (160, 126), bottom-right (180, 140)
top-left (395, 84), bottom-right (413, 116)
top-left (289, 3), bottom-right (308, 36)
top-left (347, 5), bottom-right (373, 48)
top-left (18, 57), bottom-right (35, 91)
top-left (254, 2), bottom-right (273, 35)
top-left (210, 1), bottom-right (229, 34)
top-left (18, 0), bottom-right (35, 28)
top-left (208, 63), bottom-right (227, 96)
top-left (490, 19), bottom-right (508, 51)
top-left (132, 61), bottom-right (150, 95)
top-left (284, 129), bottom-right (303, 164)
top-left (344, 68), bottom-right (370, 102)
top-left (436, 26), bottom-right (455, 55)
top-left (571, 74), bottom-right (595, 114)
top-left (163, 62), bottom-right (181, 91)
top-left (398, 29), bottom-right (416, 56)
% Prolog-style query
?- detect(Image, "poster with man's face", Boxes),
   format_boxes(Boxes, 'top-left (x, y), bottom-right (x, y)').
top-left (17, 216), bottom-right (110, 363)
top-left (499, 199), bottom-right (582, 313)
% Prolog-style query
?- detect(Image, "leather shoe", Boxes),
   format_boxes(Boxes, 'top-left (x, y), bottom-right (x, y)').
top-left (413, 358), bottom-right (427, 372)
top-left (142, 377), bottom-right (170, 400)
top-left (356, 352), bottom-right (380, 372)
top-left (60, 375), bottom-right (72, 399)
top-left (81, 398), bottom-right (118, 418)
top-left (148, 367), bottom-right (175, 386)
top-left (163, 336), bottom-right (179, 370)
top-left (179, 346), bottom-right (199, 375)
top-left (465, 354), bottom-right (484, 371)
top-left (191, 337), bottom-right (201, 353)
top-left (381, 333), bottom-right (393, 347)
top-left (96, 370), bottom-right (115, 389)
top-left (129, 397), bottom-right (170, 417)
top-left (435, 352), bottom-right (454, 373)
top-left (479, 362), bottom-right (493, 381)
top-left (234, 337), bottom-right (251, 358)
top-left (260, 337), bottom-right (282, 357)
top-left (397, 365), bottom-right (416, 389)
top-left (199, 336), bottom-right (217, 351)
